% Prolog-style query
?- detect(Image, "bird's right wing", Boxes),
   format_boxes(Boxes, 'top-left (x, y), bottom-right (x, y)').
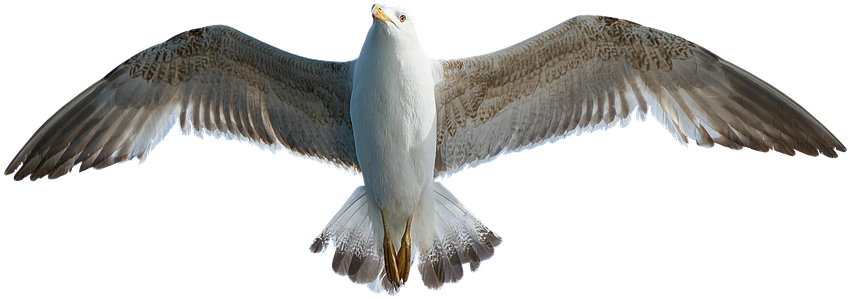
top-left (6, 25), bottom-right (359, 181)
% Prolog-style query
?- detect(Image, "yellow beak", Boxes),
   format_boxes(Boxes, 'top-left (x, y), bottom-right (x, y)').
top-left (371, 4), bottom-right (395, 26)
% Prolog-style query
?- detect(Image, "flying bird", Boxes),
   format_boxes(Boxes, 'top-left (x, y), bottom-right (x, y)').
top-left (5, 3), bottom-right (844, 295)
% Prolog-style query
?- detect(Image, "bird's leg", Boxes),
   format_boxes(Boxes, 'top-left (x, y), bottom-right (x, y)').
top-left (380, 208), bottom-right (400, 286)
top-left (396, 215), bottom-right (413, 284)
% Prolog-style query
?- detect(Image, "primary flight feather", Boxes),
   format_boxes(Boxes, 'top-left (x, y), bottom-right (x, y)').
top-left (6, 4), bottom-right (844, 294)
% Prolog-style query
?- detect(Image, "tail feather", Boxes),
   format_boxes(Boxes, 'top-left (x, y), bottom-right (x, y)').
top-left (419, 183), bottom-right (501, 289)
top-left (311, 183), bottom-right (501, 293)
top-left (310, 187), bottom-right (381, 284)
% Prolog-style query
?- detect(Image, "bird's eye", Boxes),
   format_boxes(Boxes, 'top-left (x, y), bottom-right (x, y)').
top-left (399, 15), bottom-right (407, 22)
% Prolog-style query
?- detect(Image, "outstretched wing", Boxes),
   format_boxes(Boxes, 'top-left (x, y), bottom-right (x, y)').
top-left (6, 25), bottom-right (358, 181)
top-left (433, 15), bottom-right (845, 176)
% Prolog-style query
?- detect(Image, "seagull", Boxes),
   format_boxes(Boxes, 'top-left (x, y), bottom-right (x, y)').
top-left (5, 3), bottom-right (844, 294)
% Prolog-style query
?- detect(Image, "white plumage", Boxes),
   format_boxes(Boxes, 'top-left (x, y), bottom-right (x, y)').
top-left (4, 2), bottom-right (844, 296)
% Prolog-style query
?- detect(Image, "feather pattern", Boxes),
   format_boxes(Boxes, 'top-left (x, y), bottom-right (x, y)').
top-left (310, 187), bottom-right (382, 285)
top-left (418, 183), bottom-right (501, 289)
top-left (433, 15), bottom-right (845, 176)
top-left (5, 25), bottom-right (358, 181)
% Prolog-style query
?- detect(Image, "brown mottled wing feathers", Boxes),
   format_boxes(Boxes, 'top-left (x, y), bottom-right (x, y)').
top-left (6, 25), bottom-right (357, 181)
top-left (433, 15), bottom-right (844, 176)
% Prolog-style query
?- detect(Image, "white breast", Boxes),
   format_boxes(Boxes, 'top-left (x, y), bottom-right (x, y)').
top-left (350, 22), bottom-right (437, 243)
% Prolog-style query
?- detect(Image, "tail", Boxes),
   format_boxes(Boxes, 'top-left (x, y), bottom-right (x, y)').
top-left (309, 183), bottom-right (501, 293)
top-left (417, 183), bottom-right (501, 289)
top-left (309, 187), bottom-right (382, 285)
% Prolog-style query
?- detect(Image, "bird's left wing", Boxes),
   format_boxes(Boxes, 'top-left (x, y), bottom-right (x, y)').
top-left (433, 15), bottom-right (844, 176)
top-left (6, 25), bottom-right (358, 181)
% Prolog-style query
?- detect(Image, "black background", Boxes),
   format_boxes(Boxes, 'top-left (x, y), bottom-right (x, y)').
top-left (0, 2), bottom-right (850, 298)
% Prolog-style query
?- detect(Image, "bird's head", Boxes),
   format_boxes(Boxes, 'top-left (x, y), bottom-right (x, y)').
top-left (369, 4), bottom-right (419, 45)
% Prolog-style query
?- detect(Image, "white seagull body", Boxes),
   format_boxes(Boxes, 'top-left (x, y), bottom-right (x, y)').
top-left (5, 3), bottom-right (845, 295)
